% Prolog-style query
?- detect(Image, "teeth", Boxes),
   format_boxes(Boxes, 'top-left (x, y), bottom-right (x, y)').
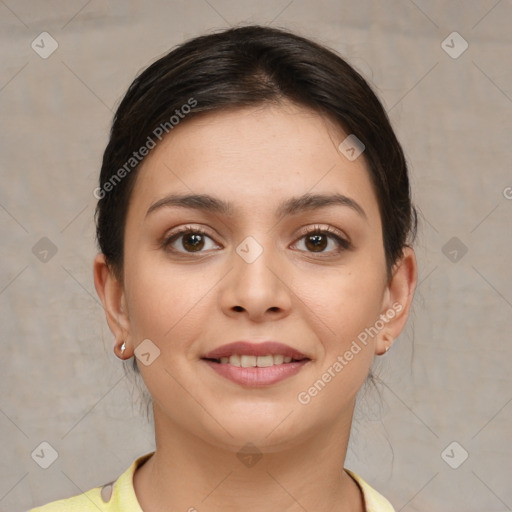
top-left (216, 354), bottom-right (300, 367)
top-left (257, 355), bottom-right (274, 367)
top-left (273, 354), bottom-right (284, 365)
top-left (240, 355), bottom-right (257, 367)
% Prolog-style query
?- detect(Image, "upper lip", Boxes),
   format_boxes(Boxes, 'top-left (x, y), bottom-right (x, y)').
top-left (202, 341), bottom-right (309, 360)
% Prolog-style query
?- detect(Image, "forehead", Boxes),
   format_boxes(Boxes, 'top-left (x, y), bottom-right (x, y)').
top-left (127, 103), bottom-right (381, 227)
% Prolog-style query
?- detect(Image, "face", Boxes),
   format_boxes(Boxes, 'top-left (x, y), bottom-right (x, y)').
top-left (95, 102), bottom-right (416, 453)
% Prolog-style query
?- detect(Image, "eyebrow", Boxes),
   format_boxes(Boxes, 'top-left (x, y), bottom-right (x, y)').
top-left (145, 192), bottom-right (367, 221)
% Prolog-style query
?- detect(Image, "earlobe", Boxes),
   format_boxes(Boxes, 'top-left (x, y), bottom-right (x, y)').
top-left (377, 334), bottom-right (392, 355)
top-left (375, 246), bottom-right (418, 356)
top-left (93, 253), bottom-right (131, 355)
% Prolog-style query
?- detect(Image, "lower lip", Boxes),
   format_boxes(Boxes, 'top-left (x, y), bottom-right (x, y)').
top-left (202, 359), bottom-right (309, 387)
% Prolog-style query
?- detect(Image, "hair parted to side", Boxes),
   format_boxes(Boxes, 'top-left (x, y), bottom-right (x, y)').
top-left (94, 24), bottom-right (418, 421)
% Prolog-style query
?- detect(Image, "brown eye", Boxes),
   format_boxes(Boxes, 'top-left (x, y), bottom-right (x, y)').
top-left (305, 233), bottom-right (328, 252)
top-left (162, 227), bottom-right (219, 254)
top-left (293, 226), bottom-right (351, 255)
top-left (181, 232), bottom-right (206, 252)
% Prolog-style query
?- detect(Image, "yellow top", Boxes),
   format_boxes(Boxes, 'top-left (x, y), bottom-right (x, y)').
top-left (29, 452), bottom-right (395, 512)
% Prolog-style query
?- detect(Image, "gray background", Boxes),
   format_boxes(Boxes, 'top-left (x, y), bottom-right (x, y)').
top-left (1, 1), bottom-right (511, 511)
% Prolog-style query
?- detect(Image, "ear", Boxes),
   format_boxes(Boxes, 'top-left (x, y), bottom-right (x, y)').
top-left (375, 246), bottom-right (418, 355)
top-left (93, 253), bottom-right (132, 358)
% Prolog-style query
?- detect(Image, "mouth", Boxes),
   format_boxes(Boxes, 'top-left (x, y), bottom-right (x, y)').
top-left (202, 354), bottom-right (309, 367)
top-left (201, 341), bottom-right (311, 387)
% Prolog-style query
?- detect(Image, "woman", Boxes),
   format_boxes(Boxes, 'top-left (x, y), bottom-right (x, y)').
top-left (30, 24), bottom-right (417, 512)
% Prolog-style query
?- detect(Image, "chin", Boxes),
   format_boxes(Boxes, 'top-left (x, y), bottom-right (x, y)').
top-left (199, 407), bottom-right (317, 454)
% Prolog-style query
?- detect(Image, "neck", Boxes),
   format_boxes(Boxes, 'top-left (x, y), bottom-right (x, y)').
top-left (133, 403), bottom-right (365, 512)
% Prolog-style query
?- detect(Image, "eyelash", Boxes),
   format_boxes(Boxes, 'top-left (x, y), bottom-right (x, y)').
top-left (162, 224), bottom-right (351, 256)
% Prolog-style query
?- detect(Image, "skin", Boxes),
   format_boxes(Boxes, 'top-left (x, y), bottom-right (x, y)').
top-left (94, 101), bottom-right (417, 512)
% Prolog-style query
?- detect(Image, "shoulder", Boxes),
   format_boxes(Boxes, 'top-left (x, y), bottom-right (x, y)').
top-left (28, 452), bottom-right (155, 512)
top-left (344, 469), bottom-right (396, 512)
top-left (27, 484), bottom-right (107, 512)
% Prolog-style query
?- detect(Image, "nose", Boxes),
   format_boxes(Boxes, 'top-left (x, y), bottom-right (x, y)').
top-left (219, 235), bottom-right (292, 322)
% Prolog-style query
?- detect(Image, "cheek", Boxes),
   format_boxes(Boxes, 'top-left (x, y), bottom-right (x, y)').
top-left (302, 258), bottom-right (385, 334)
top-left (123, 249), bottom-right (215, 343)
top-left (296, 273), bottom-right (381, 413)
top-left (295, 257), bottom-right (385, 381)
